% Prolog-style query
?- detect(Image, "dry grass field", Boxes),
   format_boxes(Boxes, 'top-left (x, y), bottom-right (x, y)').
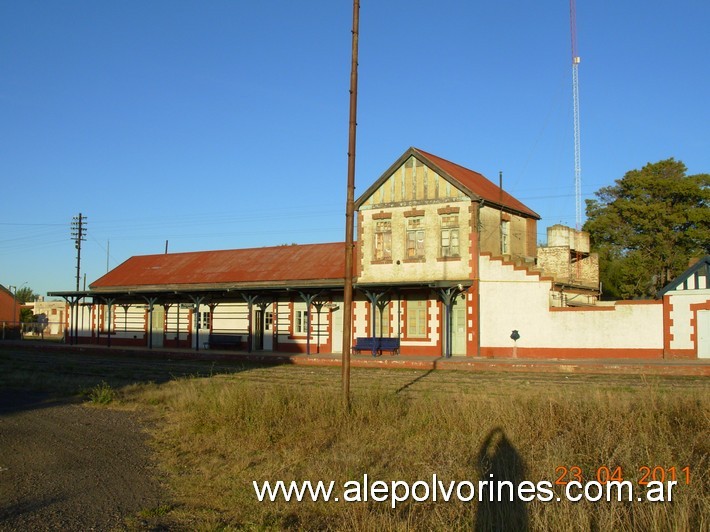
top-left (1, 348), bottom-right (708, 530)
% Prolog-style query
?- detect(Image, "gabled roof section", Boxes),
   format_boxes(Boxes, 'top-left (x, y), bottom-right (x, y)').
top-left (90, 242), bottom-right (346, 291)
top-left (355, 147), bottom-right (540, 219)
top-left (657, 256), bottom-right (710, 296)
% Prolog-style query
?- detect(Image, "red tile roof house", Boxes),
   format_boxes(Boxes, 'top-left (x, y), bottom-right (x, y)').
top-left (48, 148), bottom-right (694, 360)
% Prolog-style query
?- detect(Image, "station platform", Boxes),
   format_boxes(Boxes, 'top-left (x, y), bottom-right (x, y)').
top-left (2, 340), bottom-right (708, 377)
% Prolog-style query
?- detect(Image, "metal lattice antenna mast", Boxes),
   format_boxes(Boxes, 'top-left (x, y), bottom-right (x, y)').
top-left (570, 0), bottom-right (582, 230)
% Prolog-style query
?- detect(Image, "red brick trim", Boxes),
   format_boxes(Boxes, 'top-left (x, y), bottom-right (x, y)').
top-left (355, 212), bottom-right (363, 278)
top-left (663, 295), bottom-right (674, 355)
top-left (437, 206), bottom-right (460, 215)
top-left (550, 306), bottom-right (615, 312)
top-left (287, 300), bottom-right (295, 338)
top-left (370, 259), bottom-right (393, 265)
top-left (401, 298), bottom-right (409, 341)
top-left (403, 258), bottom-right (426, 263)
top-left (403, 209), bottom-right (425, 218)
top-left (480, 346), bottom-right (664, 359)
top-left (372, 211), bottom-right (392, 220)
top-left (616, 299), bottom-right (660, 305)
top-left (208, 303), bottom-right (216, 333)
top-left (435, 299), bottom-right (442, 356)
top-left (689, 299), bottom-right (710, 355)
top-left (437, 256), bottom-right (461, 262)
top-left (664, 349), bottom-right (696, 360)
top-left (363, 299), bottom-right (371, 338)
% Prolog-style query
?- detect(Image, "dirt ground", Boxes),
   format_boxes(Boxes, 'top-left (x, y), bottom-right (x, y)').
top-left (0, 390), bottom-right (166, 531)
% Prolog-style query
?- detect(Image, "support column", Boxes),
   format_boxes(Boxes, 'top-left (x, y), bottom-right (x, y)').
top-left (297, 291), bottom-right (323, 355)
top-left (142, 296), bottom-right (159, 349)
top-left (362, 289), bottom-right (391, 357)
top-left (62, 295), bottom-right (84, 346)
top-left (120, 304), bottom-right (130, 333)
top-left (163, 303), bottom-right (172, 347)
top-left (241, 294), bottom-right (259, 353)
top-left (312, 300), bottom-right (326, 354)
top-left (105, 297), bottom-right (116, 348)
top-left (188, 295), bottom-right (206, 351)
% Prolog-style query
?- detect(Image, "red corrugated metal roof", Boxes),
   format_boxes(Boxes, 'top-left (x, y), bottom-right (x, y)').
top-left (91, 242), bottom-right (346, 289)
top-left (413, 148), bottom-right (540, 219)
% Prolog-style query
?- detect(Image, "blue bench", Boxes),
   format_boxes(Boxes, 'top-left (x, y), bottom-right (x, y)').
top-left (378, 337), bottom-right (400, 355)
top-left (352, 337), bottom-right (400, 357)
top-left (208, 334), bottom-right (243, 349)
top-left (353, 337), bottom-right (378, 356)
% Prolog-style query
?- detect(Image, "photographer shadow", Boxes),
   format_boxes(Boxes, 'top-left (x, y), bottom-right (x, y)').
top-left (474, 427), bottom-right (528, 531)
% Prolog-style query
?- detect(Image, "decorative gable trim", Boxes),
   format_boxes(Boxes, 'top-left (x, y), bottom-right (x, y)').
top-left (658, 256), bottom-right (710, 297)
top-left (354, 147), bottom-right (540, 220)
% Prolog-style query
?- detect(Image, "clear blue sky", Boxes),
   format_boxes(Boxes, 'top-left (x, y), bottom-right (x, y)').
top-left (2, 1), bottom-right (708, 297)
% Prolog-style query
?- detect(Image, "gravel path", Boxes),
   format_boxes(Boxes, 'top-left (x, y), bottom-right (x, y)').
top-left (0, 391), bottom-right (166, 531)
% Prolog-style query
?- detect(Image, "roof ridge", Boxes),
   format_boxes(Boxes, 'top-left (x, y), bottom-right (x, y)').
top-left (411, 148), bottom-right (540, 219)
top-left (413, 147), bottom-right (485, 176)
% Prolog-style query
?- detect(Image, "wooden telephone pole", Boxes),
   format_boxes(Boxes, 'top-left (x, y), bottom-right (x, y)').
top-left (71, 213), bottom-right (87, 291)
top-left (342, 0), bottom-right (360, 408)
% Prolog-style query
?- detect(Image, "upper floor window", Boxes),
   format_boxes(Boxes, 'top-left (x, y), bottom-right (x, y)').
top-left (440, 215), bottom-right (460, 257)
top-left (374, 220), bottom-right (392, 261)
top-left (406, 217), bottom-right (425, 259)
top-left (501, 219), bottom-right (510, 255)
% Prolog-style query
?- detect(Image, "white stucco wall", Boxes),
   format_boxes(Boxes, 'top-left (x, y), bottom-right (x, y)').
top-left (479, 255), bottom-right (663, 351)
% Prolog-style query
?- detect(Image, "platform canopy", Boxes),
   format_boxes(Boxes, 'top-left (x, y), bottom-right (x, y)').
top-left (49, 242), bottom-right (349, 304)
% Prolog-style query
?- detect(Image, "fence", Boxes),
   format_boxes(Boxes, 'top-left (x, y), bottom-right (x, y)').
top-left (0, 320), bottom-right (66, 340)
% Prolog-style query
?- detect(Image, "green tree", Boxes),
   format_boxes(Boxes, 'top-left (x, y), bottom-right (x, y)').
top-left (15, 286), bottom-right (37, 304)
top-left (584, 158), bottom-right (709, 299)
top-left (20, 307), bottom-right (34, 323)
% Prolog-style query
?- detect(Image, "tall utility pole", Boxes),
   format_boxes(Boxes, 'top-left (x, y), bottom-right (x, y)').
top-left (570, 0), bottom-right (582, 230)
top-left (342, 0), bottom-right (360, 408)
top-left (71, 213), bottom-right (87, 291)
